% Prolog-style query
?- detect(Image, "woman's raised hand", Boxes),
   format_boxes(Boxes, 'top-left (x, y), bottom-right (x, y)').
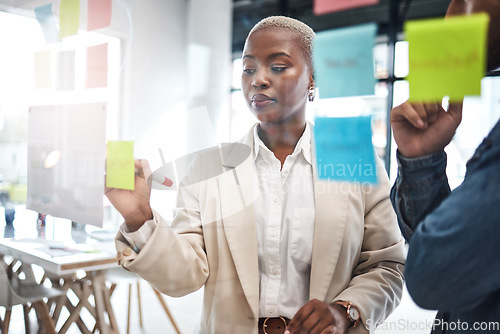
top-left (105, 159), bottom-right (153, 232)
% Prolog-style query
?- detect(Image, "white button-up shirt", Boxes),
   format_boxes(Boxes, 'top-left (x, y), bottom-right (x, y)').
top-left (253, 123), bottom-right (315, 319)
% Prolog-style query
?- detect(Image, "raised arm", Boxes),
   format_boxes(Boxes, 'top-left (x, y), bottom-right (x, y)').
top-left (389, 101), bottom-right (462, 240)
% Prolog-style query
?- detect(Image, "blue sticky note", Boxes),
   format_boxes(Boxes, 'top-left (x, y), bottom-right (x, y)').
top-left (314, 116), bottom-right (378, 184)
top-left (34, 4), bottom-right (60, 44)
top-left (313, 23), bottom-right (377, 98)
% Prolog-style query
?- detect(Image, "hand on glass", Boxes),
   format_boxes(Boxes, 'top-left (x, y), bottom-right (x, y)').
top-left (390, 101), bottom-right (463, 158)
top-left (105, 159), bottom-right (153, 231)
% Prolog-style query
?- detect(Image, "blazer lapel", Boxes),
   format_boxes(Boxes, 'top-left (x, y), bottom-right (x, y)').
top-left (218, 131), bottom-right (260, 319)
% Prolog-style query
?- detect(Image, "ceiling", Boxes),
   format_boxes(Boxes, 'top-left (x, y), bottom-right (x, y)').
top-left (232, 0), bottom-right (451, 53)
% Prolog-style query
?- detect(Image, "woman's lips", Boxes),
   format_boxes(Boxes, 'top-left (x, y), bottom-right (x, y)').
top-left (251, 94), bottom-right (275, 109)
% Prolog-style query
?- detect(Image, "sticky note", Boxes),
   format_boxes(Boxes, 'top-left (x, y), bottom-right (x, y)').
top-left (87, 0), bottom-right (112, 31)
top-left (106, 141), bottom-right (135, 190)
top-left (59, 0), bottom-right (80, 38)
top-left (314, 23), bottom-right (377, 98)
top-left (34, 4), bottom-right (60, 43)
top-left (34, 50), bottom-right (52, 89)
top-left (405, 13), bottom-right (489, 102)
top-left (55, 50), bottom-right (75, 90)
top-left (86, 43), bottom-right (108, 88)
top-left (314, 116), bottom-right (377, 184)
top-left (314, 0), bottom-right (379, 15)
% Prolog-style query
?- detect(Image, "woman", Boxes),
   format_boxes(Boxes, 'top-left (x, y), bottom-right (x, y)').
top-left (106, 16), bottom-right (404, 334)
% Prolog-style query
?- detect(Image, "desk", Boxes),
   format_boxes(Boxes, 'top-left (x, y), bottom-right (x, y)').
top-left (0, 237), bottom-right (120, 334)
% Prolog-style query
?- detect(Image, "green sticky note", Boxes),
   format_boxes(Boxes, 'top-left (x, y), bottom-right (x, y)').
top-left (405, 13), bottom-right (489, 102)
top-left (106, 141), bottom-right (135, 190)
top-left (59, 0), bottom-right (80, 38)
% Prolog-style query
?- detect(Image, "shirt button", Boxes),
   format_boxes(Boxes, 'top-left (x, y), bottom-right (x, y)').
top-left (271, 267), bottom-right (279, 275)
top-left (273, 196), bottom-right (279, 202)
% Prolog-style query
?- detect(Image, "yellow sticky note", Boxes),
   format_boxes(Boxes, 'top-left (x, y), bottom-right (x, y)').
top-left (59, 0), bottom-right (80, 38)
top-left (405, 13), bottom-right (489, 102)
top-left (106, 141), bottom-right (135, 190)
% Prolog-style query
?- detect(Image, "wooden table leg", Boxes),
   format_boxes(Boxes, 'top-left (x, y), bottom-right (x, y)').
top-left (58, 282), bottom-right (92, 334)
top-left (102, 275), bottom-right (119, 334)
top-left (153, 288), bottom-right (182, 334)
top-left (22, 304), bottom-right (31, 334)
top-left (90, 271), bottom-right (118, 334)
top-left (32, 301), bottom-right (57, 334)
top-left (2, 308), bottom-right (12, 333)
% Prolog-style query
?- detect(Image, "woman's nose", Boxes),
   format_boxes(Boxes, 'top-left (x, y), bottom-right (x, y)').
top-left (252, 69), bottom-right (270, 88)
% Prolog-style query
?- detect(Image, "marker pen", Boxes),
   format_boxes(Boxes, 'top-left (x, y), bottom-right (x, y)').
top-left (152, 173), bottom-right (173, 187)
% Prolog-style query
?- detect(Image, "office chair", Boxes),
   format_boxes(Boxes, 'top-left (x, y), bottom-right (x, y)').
top-left (0, 262), bottom-right (66, 334)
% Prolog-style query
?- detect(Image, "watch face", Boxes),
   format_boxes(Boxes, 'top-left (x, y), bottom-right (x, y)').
top-left (349, 307), bottom-right (360, 321)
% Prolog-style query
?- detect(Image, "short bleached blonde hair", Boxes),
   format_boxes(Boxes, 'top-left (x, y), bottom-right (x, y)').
top-left (246, 16), bottom-right (315, 69)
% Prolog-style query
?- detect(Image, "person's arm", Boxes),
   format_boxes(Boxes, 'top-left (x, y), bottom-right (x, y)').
top-left (112, 155), bottom-right (210, 297)
top-left (404, 131), bottom-right (500, 311)
top-left (390, 150), bottom-right (451, 241)
top-left (389, 100), bottom-right (462, 241)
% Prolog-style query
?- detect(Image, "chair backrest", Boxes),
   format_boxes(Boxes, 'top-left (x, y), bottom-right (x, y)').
top-left (0, 262), bottom-right (14, 307)
top-left (0, 262), bottom-right (65, 308)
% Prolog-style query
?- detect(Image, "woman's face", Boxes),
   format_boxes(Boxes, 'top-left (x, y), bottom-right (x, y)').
top-left (447, 0), bottom-right (500, 71)
top-left (241, 28), bottom-right (313, 125)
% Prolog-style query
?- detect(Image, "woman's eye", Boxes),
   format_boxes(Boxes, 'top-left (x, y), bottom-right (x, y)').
top-left (243, 68), bottom-right (255, 74)
top-left (271, 66), bottom-right (287, 73)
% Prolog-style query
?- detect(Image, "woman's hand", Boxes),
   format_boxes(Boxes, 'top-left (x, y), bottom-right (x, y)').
top-left (105, 159), bottom-right (153, 231)
top-left (285, 299), bottom-right (350, 334)
top-left (391, 101), bottom-right (462, 158)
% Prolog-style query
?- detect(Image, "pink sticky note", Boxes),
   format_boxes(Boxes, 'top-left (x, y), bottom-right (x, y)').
top-left (86, 43), bottom-right (108, 88)
top-left (87, 0), bottom-right (112, 31)
top-left (314, 0), bottom-right (379, 15)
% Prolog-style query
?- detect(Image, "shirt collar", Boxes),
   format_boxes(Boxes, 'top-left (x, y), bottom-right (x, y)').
top-left (252, 122), bottom-right (312, 165)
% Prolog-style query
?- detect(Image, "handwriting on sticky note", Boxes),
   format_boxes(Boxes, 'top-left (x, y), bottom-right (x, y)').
top-left (106, 141), bottom-right (135, 190)
top-left (313, 23), bottom-right (377, 98)
top-left (314, 116), bottom-right (377, 184)
top-left (405, 13), bottom-right (489, 102)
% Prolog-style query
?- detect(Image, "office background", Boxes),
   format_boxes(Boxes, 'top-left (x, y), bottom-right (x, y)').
top-left (0, 0), bottom-right (499, 333)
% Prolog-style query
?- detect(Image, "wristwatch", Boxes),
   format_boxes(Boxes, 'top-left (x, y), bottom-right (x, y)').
top-left (334, 301), bottom-right (360, 328)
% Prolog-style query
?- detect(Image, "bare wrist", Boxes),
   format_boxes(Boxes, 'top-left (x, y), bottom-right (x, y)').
top-left (124, 206), bottom-right (153, 232)
top-left (329, 303), bottom-right (350, 332)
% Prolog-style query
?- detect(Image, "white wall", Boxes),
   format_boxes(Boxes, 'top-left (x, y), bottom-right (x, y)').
top-left (119, 0), bottom-right (233, 166)
top-left (185, 0), bottom-right (233, 152)
top-left (120, 0), bottom-right (188, 156)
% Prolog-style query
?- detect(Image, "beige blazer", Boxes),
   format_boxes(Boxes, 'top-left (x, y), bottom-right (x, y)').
top-left (116, 124), bottom-right (405, 333)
